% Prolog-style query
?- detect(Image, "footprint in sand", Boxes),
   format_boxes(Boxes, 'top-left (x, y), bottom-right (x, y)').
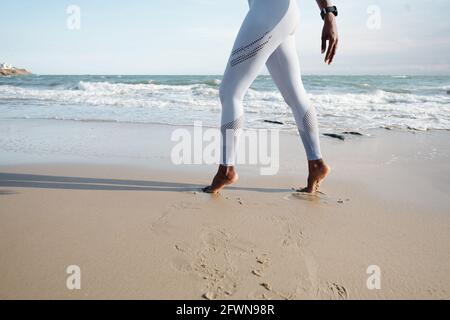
top-left (149, 211), bottom-right (174, 235)
top-left (202, 229), bottom-right (231, 250)
top-left (284, 191), bottom-right (351, 206)
top-left (150, 201), bottom-right (204, 235)
top-left (270, 216), bottom-right (304, 251)
top-left (329, 282), bottom-right (349, 299)
top-left (250, 253), bottom-right (270, 279)
top-left (320, 281), bottom-right (349, 300)
top-left (251, 269), bottom-right (263, 277)
top-left (256, 254), bottom-right (270, 265)
top-left (202, 228), bottom-right (256, 256)
top-left (251, 253), bottom-right (301, 300)
top-left (171, 256), bottom-right (193, 273)
top-left (170, 240), bottom-right (239, 299)
top-left (193, 254), bottom-right (238, 299)
top-left (173, 227), bottom-right (257, 300)
top-left (283, 191), bottom-right (328, 203)
top-left (174, 242), bottom-right (193, 254)
top-left (280, 223), bottom-right (304, 250)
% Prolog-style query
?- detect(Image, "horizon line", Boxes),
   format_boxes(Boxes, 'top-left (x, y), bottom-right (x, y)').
top-left (16, 73), bottom-right (450, 77)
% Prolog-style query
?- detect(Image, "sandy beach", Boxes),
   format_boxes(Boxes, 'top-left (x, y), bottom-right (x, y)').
top-left (0, 118), bottom-right (449, 299)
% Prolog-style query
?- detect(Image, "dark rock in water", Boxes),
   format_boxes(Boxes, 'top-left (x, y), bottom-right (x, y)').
top-left (406, 126), bottom-right (420, 131)
top-left (343, 131), bottom-right (363, 136)
top-left (264, 120), bottom-right (284, 125)
top-left (323, 133), bottom-right (345, 141)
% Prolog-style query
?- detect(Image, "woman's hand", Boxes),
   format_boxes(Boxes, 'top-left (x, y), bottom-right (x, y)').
top-left (321, 14), bottom-right (338, 65)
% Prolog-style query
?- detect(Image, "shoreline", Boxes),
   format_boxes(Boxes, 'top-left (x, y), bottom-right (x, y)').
top-left (0, 118), bottom-right (449, 299)
top-left (1, 118), bottom-right (448, 172)
top-left (3, 116), bottom-right (450, 131)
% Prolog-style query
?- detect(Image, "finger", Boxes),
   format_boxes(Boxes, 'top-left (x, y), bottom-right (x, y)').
top-left (326, 38), bottom-right (338, 64)
top-left (329, 40), bottom-right (338, 64)
top-left (328, 47), bottom-right (336, 64)
top-left (325, 40), bottom-right (334, 63)
top-left (329, 39), bottom-right (339, 64)
top-left (321, 38), bottom-right (327, 54)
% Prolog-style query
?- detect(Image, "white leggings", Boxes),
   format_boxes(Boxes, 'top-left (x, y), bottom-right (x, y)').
top-left (219, 0), bottom-right (322, 165)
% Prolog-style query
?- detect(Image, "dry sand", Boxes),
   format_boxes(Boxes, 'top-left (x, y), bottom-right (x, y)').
top-left (0, 119), bottom-right (449, 299)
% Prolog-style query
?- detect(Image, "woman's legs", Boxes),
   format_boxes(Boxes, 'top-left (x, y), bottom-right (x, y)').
top-left (266, 34), bottom-right (322, 161)
top-left (204, 0), bottom-right (329, 193)
top-left (203, 0), bottom-right (296, 194)
top-left (266, 34), bottom-right (330, 192)
top-left (219, 0), bottom-right (296, 166)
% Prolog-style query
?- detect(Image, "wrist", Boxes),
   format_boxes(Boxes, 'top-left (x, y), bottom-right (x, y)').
top-left (320, 5), bottom-right (338, 20)
top-left (323, 13), bottom-right (335, 22)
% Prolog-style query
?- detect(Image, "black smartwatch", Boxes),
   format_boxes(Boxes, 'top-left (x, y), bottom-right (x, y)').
top-left (320, 6), bottom-right (338, 20)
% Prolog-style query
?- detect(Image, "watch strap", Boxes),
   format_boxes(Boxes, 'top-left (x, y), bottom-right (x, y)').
top-left (321, 6), bottom-right (338, 20)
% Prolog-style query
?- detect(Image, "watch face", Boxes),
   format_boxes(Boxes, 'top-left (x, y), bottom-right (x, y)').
top-left (321, 6), bottom-right (337, 19)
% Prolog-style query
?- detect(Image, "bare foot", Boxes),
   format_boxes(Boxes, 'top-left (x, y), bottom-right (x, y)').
top-left (299, 159), bottom-right (331, 193)
top-left (202, 165), bottom-right (239, 194)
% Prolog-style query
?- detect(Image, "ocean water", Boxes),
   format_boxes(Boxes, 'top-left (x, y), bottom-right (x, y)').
top-left (0, 75), bottom-right (449, 132)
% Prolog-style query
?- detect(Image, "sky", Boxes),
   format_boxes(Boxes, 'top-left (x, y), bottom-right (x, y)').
top-left (1, 0), bottom-right (450, 75)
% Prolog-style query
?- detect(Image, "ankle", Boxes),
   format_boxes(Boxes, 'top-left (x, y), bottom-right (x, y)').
top-left (308, 159), bottom-right (325, 171)
top-left (219, 165), bottom-right (235, 176)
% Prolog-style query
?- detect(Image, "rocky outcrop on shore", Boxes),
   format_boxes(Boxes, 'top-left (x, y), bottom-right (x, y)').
top-left (0, 68), bottom-right (32, 76)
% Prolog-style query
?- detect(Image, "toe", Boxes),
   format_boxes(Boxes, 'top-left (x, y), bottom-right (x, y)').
top-left (202, 186), bottom-right (218, 194)
top-left (202, 186), bottom-right (212, 193)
